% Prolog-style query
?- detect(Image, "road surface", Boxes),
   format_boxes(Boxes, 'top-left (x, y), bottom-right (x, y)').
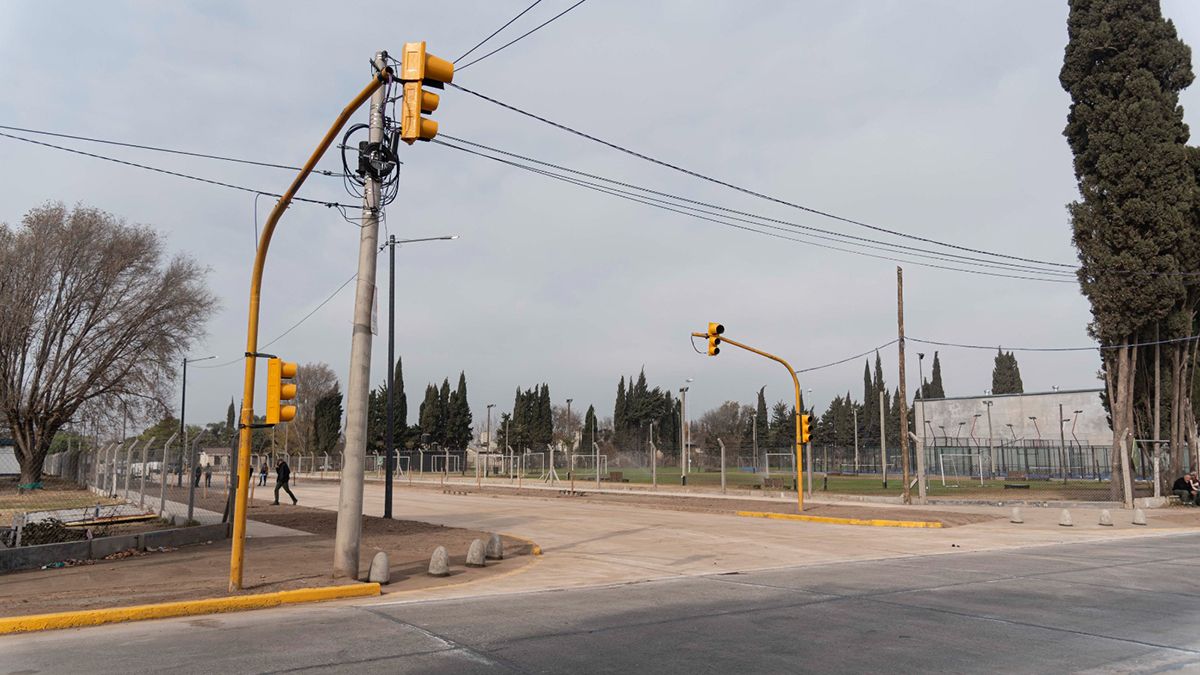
top-left (7, 532), bottom-right (1200, 673)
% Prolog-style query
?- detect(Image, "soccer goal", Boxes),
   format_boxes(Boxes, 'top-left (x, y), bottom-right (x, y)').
top-left (764, 452), bottom-right (795, 478)
top-left (938, 452), bottom-right (987, 487)
top-left (521, 451), bottom-right (547, 479)
top-left (570, 453), bottom-right (609, 480)
top-left (430, 454), bottom-right (461, 474)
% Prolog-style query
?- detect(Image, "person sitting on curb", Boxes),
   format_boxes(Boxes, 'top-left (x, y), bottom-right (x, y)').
top-left (1172, 473), bottom-right (1197, 506)
top-left (273, 458), bottom-right (298, 506)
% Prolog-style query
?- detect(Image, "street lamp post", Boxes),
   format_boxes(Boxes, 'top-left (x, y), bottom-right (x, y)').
top-left (983, 400), bottom-right (995, 477)
top-left (680, 379), bottom-right (693, 480)
top-left (486, 403), bottom-right (495, 479)
top-left (383, 234), bottom-right (456, 519)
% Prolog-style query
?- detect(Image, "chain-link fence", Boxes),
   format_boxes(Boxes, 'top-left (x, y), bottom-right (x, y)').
top-left (3, 436), bottom-right (247, 550)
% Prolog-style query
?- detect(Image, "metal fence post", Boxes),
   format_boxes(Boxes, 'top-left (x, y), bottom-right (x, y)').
top-left (139, 439), bottom-right (152, 509)
top-left (718, 438), bottom-right (727, 494)
top-left (158, 432), bottom-right (177, 518)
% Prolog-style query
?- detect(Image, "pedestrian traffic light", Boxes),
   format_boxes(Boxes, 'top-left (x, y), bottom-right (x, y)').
top-left (706, 322), bottom-right (724, 356)
top-left (399, 41), bottom-right (454, 143)
top-left (800, 413), bottom-right (812, 443)
top-left (265, 357), bottom-right (298, 425)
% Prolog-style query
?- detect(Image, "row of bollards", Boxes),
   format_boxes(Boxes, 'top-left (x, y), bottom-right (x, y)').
top-left (366, 533), bottom-right (507, 584)
top-left (1009, 507), bottom-right (1147, 527)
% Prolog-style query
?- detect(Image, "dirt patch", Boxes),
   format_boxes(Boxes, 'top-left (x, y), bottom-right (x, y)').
top-left (0, 500), bottom-right (534, 617)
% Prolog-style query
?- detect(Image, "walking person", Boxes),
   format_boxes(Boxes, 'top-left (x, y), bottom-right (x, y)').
top-left (273, 458), bottom-right (297, 505)
top-left (204, 464), bottom-right (212, 488)
top-left (259, 462), bottom-right (268, 487)
top-left (193, 463), bottom-right (202, 488)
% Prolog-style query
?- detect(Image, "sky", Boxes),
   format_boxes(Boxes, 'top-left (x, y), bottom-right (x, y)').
top-left (3, 1), bottom-right (1199, 434)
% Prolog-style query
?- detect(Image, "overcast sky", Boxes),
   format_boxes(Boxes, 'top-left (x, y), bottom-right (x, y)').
top-left (4, 1), bottom-right (1199, 434)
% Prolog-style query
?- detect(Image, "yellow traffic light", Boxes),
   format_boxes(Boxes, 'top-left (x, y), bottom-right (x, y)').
top-left (706, 322), bottom-right (724, 356)
top-left (800, 413), bottom-right (812, 444)
top-left (400, 41), bottom-right (454, 144)
top-left (266, 357), bottom-right (298, 425)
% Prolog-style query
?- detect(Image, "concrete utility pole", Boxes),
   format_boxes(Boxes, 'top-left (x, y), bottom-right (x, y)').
top-left (984, 400), bottom-right (995, 478)
top-left (334, 51), bottom-right (387, 580)
top-left (853, 408), bottom-right (859, 473)
top-left (880, 389), bottom-right (888, 488)
top-left (896, 266), bottom-right (912, 504)
top-left (679, 387), bottom-right (689, 479)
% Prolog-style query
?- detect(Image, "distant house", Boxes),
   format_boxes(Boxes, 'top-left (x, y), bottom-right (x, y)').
top-left (198, 447), bottom-right (232, 468)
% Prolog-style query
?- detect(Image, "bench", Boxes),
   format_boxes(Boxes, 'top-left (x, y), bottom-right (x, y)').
top-left (761, 477), bottom-right (790, 490)
top-left (1003, 483), bottom-right (1030, 490)
top-left (605, 471), bottom-right (626, 483)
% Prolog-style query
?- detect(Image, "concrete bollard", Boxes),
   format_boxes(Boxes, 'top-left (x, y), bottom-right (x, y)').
top-left (1010, 507), bottom-right (1023, 524)
top-left (428, 546), bottom-right (450, 577)
top-left (1059, 509), bottom-right (1073, 527)
top-left (485, 533), bottom-right (504, 560)
top-left (466, 538), bottom-right (486, 567)
top-left (1133, 508), bottom-right (1147, 526)
top-left (368, 551), bottom-right (390, 584)
top-left (1098, 510), bottom-right (1113, 527)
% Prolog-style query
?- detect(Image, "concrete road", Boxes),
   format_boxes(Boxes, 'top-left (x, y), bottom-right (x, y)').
top-left (289, 480), bottom-right (1199, 602)
top-left (7, 533), bottom-right (1200, 673)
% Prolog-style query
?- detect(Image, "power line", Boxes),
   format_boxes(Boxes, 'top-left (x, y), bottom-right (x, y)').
top-left (0, 123), bottom-right (347, 177)
top-left (432, 138), bottom-right (1074, 283)
top-left (456, 0), bottom-right (588, 72)
top-left (0, 131), bottom-right (360, 210)
top-left (439, 133), bottom-right (1074, 278)
top-left (796, 339), bottom-right (901, 374)
top-left (194, 272), bottom-right (363, 371)
top-left (455, 0), bottom-right (545, 63)
top-left (908, 334), bottom-right (1200, 353)
top-left (448, 82), bottom-right (1073, 269)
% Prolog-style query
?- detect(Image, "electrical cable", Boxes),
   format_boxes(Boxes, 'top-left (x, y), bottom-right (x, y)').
top-left (0, 131), bottom-right (361, 210)
top-left (0, 123), bottom-right (347, 177)
top-left (795, 339), bottom-right (901, 374)
top-left (456, 0), bottom-right (589, 72)
top-left (455, 0), bottom-right (545, 63)
top-left (439, 133), bottom-right (1075, 278)
top-left (908, 334), bottom-right (1200, 353)
top-left (432, 139), bottom-right (1074, 283)
top-left (447, 82), bottom-right (1073, 269)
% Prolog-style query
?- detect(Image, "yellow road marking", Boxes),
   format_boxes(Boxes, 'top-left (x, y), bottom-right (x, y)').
top-left (737, 510), bottom-right (943, 528)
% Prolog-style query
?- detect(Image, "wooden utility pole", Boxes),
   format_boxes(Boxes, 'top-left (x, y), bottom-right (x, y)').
top-left (880, 389), bottom-right (888, 488)
top-left (897, 267), bottom-right (911, 504)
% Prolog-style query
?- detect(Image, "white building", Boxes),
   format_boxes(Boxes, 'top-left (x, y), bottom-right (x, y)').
top-left (913, 389), bottom-right (1111, 447)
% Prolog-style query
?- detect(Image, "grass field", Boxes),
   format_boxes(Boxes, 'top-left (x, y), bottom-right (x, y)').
top-left (0, 477), bottom-right (121, 523)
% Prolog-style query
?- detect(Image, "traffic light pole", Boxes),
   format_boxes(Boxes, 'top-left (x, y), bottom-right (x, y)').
top-left (334, 51), bottom-right (388, 580)
top-left (227, 68), bottom-right (390, 592)
top-left (691, 332), bottom-right (806, 512)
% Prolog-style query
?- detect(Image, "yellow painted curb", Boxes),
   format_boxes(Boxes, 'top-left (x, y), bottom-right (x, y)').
top-left (737, 510), bottom-right (944, 529)
top-left (0, 583), bottom-right (380, 635)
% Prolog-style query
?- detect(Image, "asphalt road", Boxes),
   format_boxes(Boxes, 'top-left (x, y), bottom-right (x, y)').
top-left (8, 532), bottom-right (1200, 674)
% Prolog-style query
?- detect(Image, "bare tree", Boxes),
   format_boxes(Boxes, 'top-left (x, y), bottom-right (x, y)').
top-left (0, 203), bottom-right (217, 484)
top-left (287, 361), bottom-right (339, 456)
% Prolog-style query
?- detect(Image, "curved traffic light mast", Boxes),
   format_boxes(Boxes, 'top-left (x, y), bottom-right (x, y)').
top-left (691, 323), bottom-right (809, 512)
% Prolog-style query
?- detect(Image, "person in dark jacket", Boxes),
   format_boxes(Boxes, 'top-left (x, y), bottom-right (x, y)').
top-left (1172, 473), bottom-right (1197, 505)
top-left (274, 459), bottom-right (297, 505)
top-left (259, 462), bottom-right (269, 487)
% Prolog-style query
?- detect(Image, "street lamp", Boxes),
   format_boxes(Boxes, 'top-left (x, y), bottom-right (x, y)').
top-left (382, 234), bottom-right (457, 519)
top-left (680, 378), bottom-right (693, 477)
top-left (486, 403), bottom-right (495, 479)
top-left (1029, 416), bottom-right (1041, 440)
top-left (917, 353), bottom-right (928, 451)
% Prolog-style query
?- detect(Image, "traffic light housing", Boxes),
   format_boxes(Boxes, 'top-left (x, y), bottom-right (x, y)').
top-left (800, 413), bottom-right (812, 444)
top-left (400, 41), bottom-right (454, 144)
top-left (266, 358), bottom-right (298, 425)
top-left (706, 322), bottom-right (724, 356)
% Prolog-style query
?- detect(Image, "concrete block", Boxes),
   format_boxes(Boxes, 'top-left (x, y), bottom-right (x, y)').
top-left (368, 551), bottom-right (390, 584)
top-left (1135, 496), bottom-right (1171, 509)
top-left (428, 546), bottom-right (449, 576)
top-left (142, 523), bottom-right (229, 550)
top-left (0, 539), bottom-right (91, 572)
top-left (1133, 508), bottom-right (1147, 526)
top-left (485, 533), bottom-right (504, 560)
top-left (90, 533), bottom-right (142, 559)
top-left (466, 538), bottom-right (486, 567)
top-left (1058, 509), bottom-right (1073, 527)
top-left (1010, 507), bottom-right (1023, 524)
top-left (1098, 510), bottom-right (1113, 526)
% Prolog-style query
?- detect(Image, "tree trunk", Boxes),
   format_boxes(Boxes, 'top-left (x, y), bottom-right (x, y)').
top-left (1169, 344), bottom-right (1184, 489)
top-left (14, 421), bottom-right (52, 487)
top-left (1108, 344), bottom-right (1137, 502)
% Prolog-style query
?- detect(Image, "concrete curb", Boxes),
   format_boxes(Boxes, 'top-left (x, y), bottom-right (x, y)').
top-left (0, 583), bottom-right (381, 635)
top-left (736, 510), bottom-right (944, 528)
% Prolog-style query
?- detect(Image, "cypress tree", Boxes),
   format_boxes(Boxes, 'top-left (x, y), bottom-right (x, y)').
top-left (225, 398), bottom-right (235, 437)
top-left (755, 387), bottom-right (769, 452)
top-left (539, 384), bottom-right (553, 447)
top-left (924, 352), bottom-right (945, 399)
top-left (1061, 0), bottom-right (1195, 488)
top-left (614, 376), bottom-right (627, 445)
top-left (583, 404), bottom-right (598, 449)
top-left (313, 385), bottom-right (343, 455)
top-left (991, 348), bottom-right (1025, 395)
top-left (419, 384), bottom-right (440, 446)
top-left (438, 379), bottom-right (451, 446)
